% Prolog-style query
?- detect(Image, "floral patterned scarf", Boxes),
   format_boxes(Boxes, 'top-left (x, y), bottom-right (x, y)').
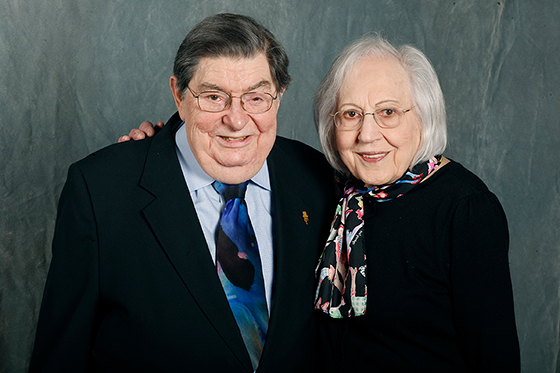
top-left (314, 156), bottom-right (443, 318)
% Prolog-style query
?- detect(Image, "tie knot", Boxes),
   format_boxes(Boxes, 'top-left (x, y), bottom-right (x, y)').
top-left (213, 181), bottom-right (249, 201)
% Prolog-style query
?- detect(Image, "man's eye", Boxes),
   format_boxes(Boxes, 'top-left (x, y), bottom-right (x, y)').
top-left (201, 93), bottom-right (226, 102)
top-left (244, 93), bottom-right (267, 104)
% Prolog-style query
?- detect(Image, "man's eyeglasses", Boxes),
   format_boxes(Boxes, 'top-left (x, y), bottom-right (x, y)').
top-left (187, 86), bottom-right (278, 114)
top-left (331, 106), bottom-right (414, 130)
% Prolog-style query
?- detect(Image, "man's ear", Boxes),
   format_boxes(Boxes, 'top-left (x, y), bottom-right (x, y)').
top-left (170, 75), bottom-right (183, 110)
top-left (276, 88), bottom-right (285, 108)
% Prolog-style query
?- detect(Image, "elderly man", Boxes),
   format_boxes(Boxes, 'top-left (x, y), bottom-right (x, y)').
top-left (30, 14), bottom-right (335, 372)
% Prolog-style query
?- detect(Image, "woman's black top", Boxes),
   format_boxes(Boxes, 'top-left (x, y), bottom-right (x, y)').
top-left (317, 160), bottom-right (520, 372)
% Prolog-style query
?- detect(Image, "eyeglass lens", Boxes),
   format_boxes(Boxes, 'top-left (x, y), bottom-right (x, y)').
top-left (335, 108), bottom-right (405, 129)
top-left (197, 91), bottom-right (274, 113)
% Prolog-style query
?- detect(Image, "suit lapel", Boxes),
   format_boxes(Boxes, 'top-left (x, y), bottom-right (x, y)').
top-left (261, 138), bottom-right (330, 363)
top-left (138, 113), bottom-right (252, 372)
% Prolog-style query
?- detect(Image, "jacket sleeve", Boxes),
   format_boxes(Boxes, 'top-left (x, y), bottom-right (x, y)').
top-left (29, 163), bottom-right (100, 372)
top-left (450, 191), bottom-right (520, 372)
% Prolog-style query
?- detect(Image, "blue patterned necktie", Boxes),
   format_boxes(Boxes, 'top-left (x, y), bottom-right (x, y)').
top-left (213, 181), bottom-right (268, 370)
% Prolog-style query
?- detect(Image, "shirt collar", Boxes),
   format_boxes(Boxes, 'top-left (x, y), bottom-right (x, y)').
top-left (175, 122), bottom-right (271, 192)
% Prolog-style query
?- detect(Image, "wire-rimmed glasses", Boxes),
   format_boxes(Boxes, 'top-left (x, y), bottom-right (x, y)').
top-left (187, 86), bottom-right (278, 114)
top-left (331, 106), bottom-right (414, 130)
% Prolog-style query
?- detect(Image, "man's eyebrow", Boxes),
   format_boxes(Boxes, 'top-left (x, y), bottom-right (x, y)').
top-left (198, 83), bottom-right (224, 91)
top-left (248, 80), bottom-right (273, 91)
top-left (197, 80), bottom-right (273, 93)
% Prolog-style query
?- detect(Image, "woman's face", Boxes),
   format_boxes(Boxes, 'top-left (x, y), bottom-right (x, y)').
top-left (335, 56), bottom-right (421, 187)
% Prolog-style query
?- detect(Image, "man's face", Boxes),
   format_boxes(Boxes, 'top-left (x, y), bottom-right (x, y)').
top-left (171, 53), bottom-right (280, 184)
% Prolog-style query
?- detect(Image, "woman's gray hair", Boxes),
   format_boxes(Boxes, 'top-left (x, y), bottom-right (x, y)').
top-left (173, 13), bottom-right (291, 97)
top-left (314, 35), bottom-right (447, 174)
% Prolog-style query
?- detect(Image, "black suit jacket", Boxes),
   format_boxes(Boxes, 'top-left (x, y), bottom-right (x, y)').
top-left (30, 113), bottom-right (336, 372)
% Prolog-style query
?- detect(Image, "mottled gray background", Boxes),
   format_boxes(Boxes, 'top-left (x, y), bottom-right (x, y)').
top-left (1, 0), bottom-right (558, 371)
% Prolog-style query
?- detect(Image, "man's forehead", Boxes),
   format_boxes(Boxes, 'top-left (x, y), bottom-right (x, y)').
top-left (191, 54), bottom-right (274, 91)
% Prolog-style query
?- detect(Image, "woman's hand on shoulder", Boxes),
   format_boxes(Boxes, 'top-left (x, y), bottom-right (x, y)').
top-left (118, 120), bottom-right (164, 143)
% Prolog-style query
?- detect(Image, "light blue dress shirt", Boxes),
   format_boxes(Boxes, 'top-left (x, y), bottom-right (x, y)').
top-left (175, 123), bottom-right (274, 312)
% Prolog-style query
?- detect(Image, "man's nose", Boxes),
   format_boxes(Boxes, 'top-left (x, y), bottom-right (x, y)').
top-left (222, 97), bottom-right (249, 130)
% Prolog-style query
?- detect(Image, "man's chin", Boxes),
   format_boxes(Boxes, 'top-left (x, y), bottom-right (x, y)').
top-left (208, 160), bottom-right (264, 184)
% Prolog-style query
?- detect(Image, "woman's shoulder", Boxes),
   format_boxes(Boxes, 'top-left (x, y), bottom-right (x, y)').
top-left (411, 159), bottom-right (507, 225)
top-left (428, 158), bottom-right (492, 197)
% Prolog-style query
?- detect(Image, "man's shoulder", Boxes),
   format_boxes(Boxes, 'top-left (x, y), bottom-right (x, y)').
top-left (73, 113), bottom-right (181, 176)
top-left (73, 115), bottom-right (182, 178)
top-left (72, 136), bottom-right (153, 178)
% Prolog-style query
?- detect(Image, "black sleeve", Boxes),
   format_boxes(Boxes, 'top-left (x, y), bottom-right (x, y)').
top-left (450, 191), bottom-right (520, 372)
top-left (29, 163), bottom-right (100, 372)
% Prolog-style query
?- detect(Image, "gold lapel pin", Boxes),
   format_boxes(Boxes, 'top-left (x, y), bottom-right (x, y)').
top-left (302, 211), bottom-right (309, 225)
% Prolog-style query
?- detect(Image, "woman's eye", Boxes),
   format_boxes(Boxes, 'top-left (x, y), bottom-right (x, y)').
top-left (378, 108), bottom-right (395, 117)
top-left (343, 110), bottom-right (360, 119)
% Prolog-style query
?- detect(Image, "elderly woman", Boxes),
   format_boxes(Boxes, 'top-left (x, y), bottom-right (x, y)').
top-left (313, 35), bottom-right (519, 371)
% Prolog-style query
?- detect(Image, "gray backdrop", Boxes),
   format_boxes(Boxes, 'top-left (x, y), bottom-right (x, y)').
top-left (1, 0), bottom-right (558, 371)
